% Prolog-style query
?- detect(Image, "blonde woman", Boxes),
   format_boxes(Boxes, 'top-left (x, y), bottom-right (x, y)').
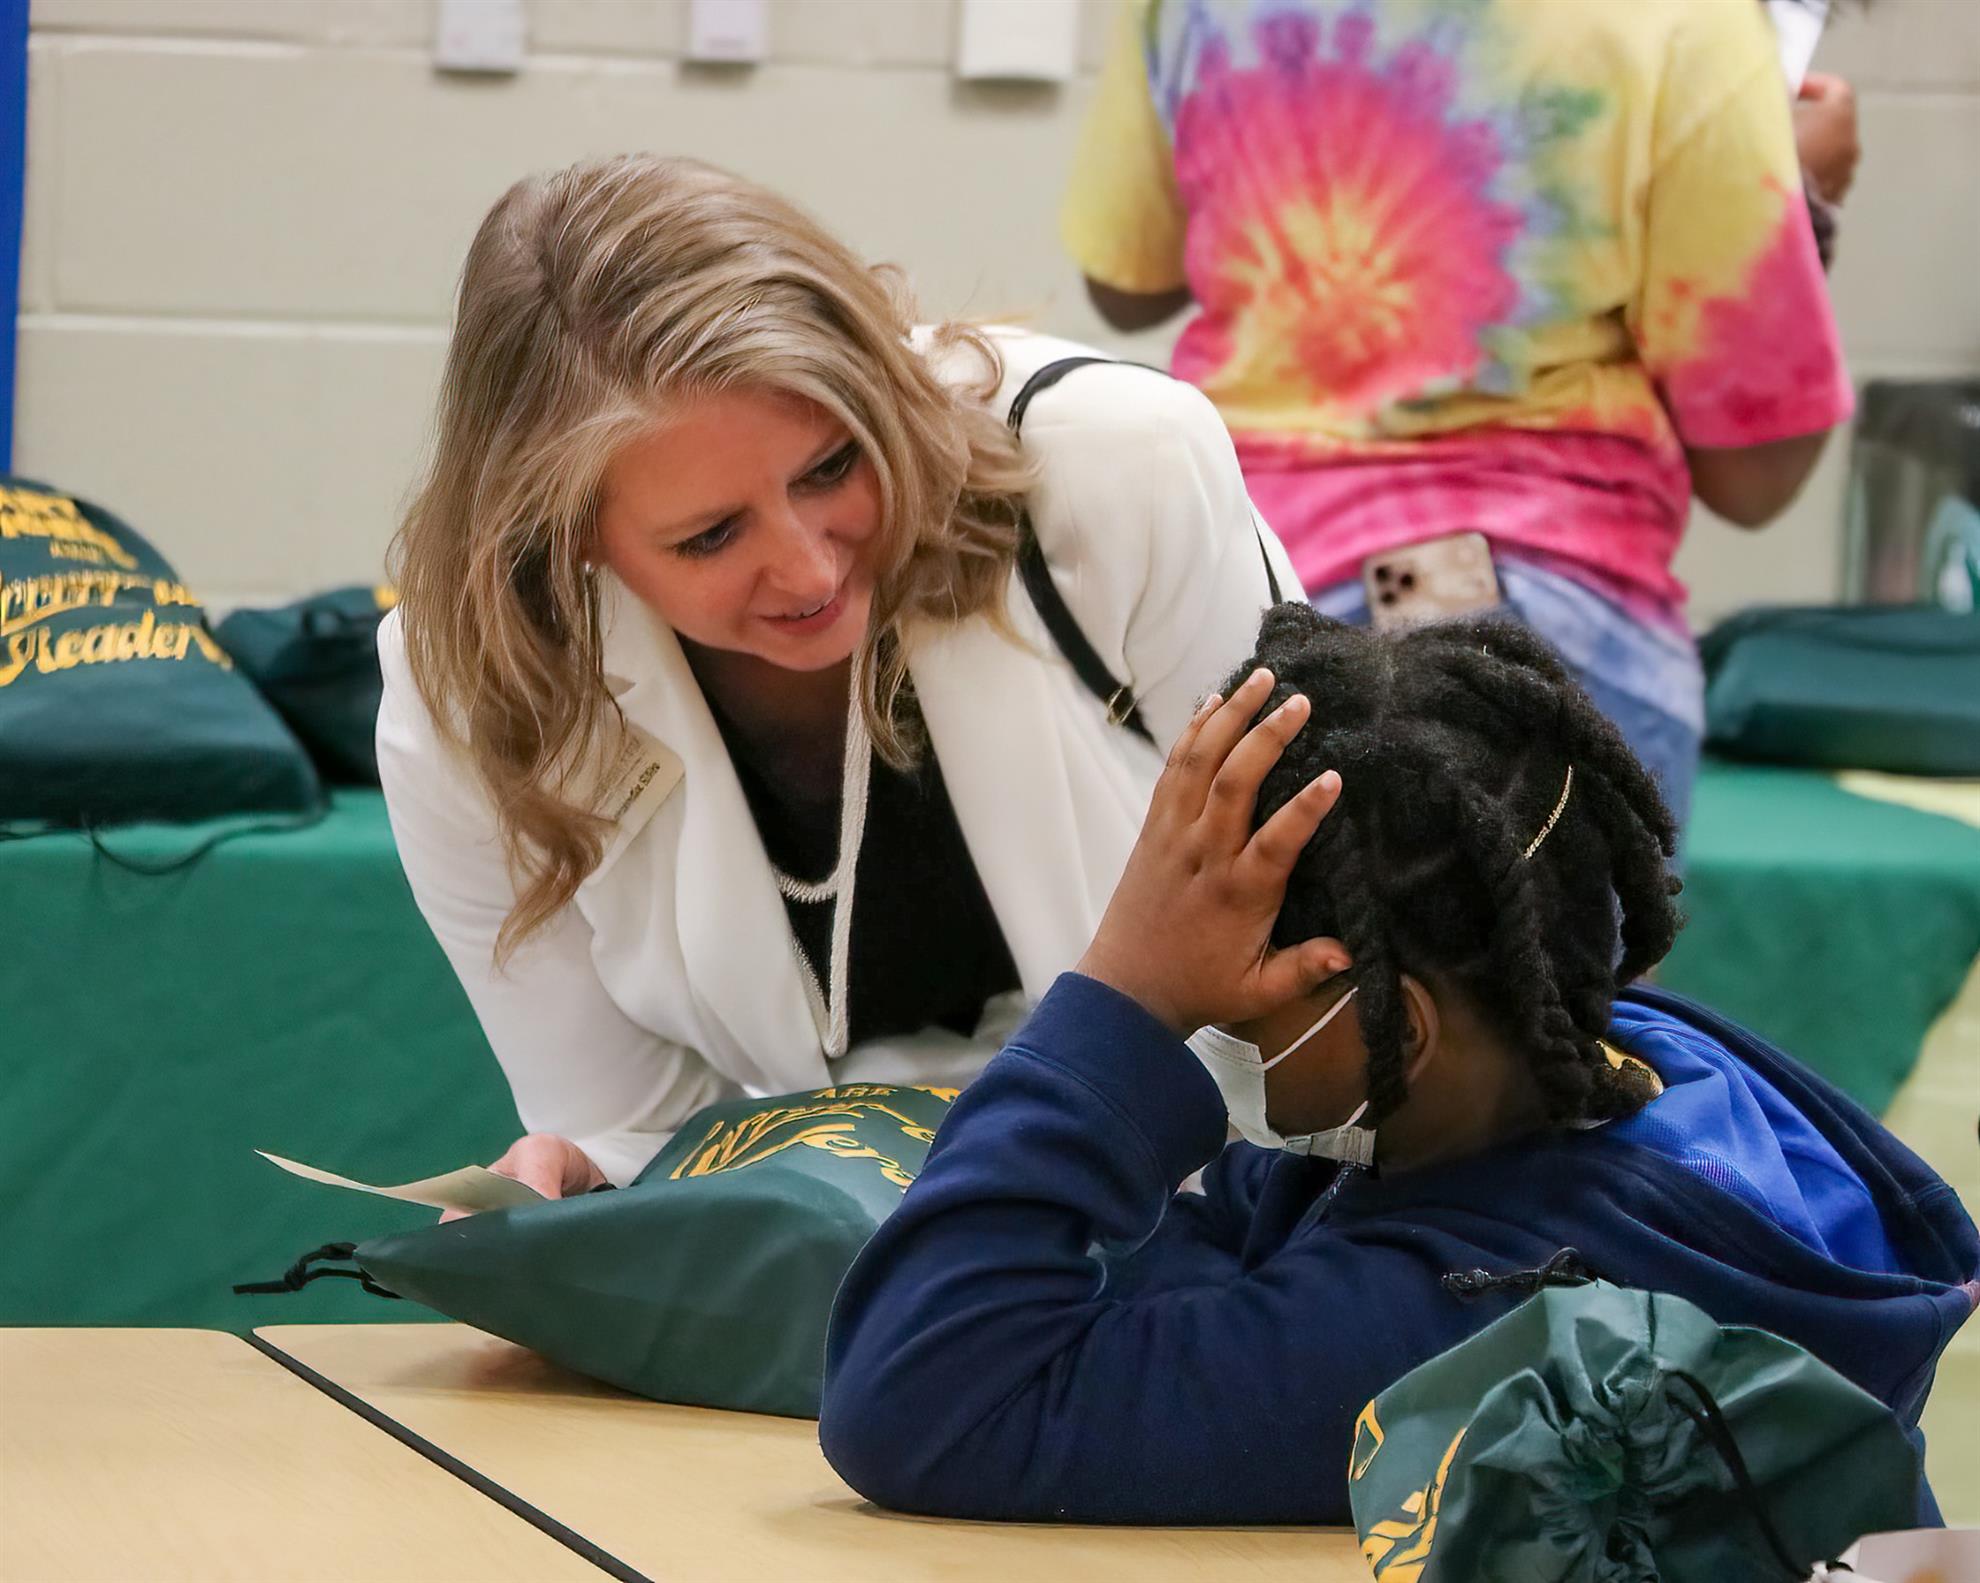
top-left (381, 155), bottom-right (1295, 1195)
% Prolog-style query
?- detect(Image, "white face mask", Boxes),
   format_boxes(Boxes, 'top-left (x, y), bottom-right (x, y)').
top-left (1187, 989), bottom-right (1377, 1165)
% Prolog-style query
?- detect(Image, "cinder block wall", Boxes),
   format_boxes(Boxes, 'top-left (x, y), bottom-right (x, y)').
top-left (14, 0), bottom-right (1980, 622)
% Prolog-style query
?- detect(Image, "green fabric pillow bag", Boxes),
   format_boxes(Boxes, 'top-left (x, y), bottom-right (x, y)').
top-left (1347, 1268), bottom-right (1922, 1582)
top-left (214, 585), bottom-right (398, 785)
top-left (0, 475), bottom-right (320, 823)
top-left (242, 1084), bottom-right (957, 1418)
top-left (1700, 604), bottom-right (1980, 776)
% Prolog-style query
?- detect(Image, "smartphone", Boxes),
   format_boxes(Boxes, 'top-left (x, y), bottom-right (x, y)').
top-left (1363, 532), bottom-right (1503, 631)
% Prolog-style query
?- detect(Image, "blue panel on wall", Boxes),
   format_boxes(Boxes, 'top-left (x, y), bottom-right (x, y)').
top-left (1, 0), bottom-right (26, 471)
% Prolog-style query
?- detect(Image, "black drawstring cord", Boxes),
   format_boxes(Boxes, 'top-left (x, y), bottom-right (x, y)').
top-left (233, 1242), bottom-right (400, 1300)
top-left (1442, 1246), bottom-right (1594, 1300)
top-left (1433, 1262), bottom-right (1855, 1577)
top-left (1667, 1370), bottom-right (1851, 1578)
top-left (0, 803), bottom-right (330, 874)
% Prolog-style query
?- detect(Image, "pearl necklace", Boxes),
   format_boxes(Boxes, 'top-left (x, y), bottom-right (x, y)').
top-left (770, 687), bottom-right (872, 1059)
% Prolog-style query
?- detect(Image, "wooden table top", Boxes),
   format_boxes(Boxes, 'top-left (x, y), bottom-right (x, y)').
top-left (0, 1328), bottom-right (598, 1583)
top-left (257, 1322), bottom-right (1373, 1582)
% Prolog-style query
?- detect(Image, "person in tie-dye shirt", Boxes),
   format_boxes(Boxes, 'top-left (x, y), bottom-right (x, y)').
top-left (1062, 0), bottom-right (1853, 827)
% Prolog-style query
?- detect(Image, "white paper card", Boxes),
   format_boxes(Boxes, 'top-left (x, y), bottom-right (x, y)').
top-left (255, 1150), bottom-right (544, 1215)
top-left (957, 0), bottom-right (1080, 82)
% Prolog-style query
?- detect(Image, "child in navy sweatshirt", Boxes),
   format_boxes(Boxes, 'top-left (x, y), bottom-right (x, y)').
top-left (820, 605), bottom-right (1979, 1526)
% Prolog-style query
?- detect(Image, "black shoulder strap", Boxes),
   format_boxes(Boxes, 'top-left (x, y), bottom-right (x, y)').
top-left (1005, 354), bottom-right (1115, 432)
top-left (1005, 356), bottom-right (1283, 747)
top-left (1006, 358), bottom-right (1154, 743)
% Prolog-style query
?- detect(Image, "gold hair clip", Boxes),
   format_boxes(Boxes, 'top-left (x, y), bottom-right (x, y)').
top-left (1521, 764), bottom-right (1574, 861)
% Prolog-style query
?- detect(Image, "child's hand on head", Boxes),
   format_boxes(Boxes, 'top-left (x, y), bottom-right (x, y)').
top-left (1076, 668), bottom-right (1351, 1037)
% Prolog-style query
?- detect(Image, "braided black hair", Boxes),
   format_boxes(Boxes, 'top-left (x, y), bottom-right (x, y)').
top-left (1233, 604), bottom-right (1684, 1127)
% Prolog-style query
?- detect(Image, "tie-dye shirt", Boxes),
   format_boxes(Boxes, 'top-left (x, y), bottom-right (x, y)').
top-left (1062, 0), bottom-right (1852, 626)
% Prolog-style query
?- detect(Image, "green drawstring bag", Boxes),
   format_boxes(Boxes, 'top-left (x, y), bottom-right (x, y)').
top-left (214, 585), bottom-right (398, 785)
top-left (1700, 604), bottom-right (1980, 776)
top-left (0, 475), bottom-right (321, 823)
top-left (242, 1084), bottom-right (956, 1419)
top-left (1348, 1264), bottom-right (1922, 1582)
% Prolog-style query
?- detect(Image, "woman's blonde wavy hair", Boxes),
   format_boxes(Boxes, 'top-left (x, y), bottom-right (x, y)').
top-left (394, 154), bottom-right (1032, 958)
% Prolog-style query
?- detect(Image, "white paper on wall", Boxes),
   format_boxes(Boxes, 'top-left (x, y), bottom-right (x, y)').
top-left (434, 0), bottom-right (526, 74)
top-left (689, 0), bottom-right (771, 64)
top-left (957, 0), bottom-right (1081, 83)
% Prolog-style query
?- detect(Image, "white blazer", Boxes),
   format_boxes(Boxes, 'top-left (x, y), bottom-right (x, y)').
top-left (377, 329), bottom-right (1298, 1184)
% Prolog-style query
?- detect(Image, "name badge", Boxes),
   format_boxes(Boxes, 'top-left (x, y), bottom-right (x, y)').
top-left (593, 723), bottom-right (684, 844)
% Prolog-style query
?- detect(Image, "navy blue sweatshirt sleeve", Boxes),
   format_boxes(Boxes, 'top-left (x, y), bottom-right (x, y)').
top-left (1093, 1137), bottom-right (1276, 1300)
top-left (819, 972), bottom-right (1466, 1525)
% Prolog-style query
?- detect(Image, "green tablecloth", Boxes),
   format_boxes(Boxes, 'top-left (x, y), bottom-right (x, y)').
top-left (3, 764), bottom-right (1978, 1330)
top-left (1661, 763), bottom-right (1980, 1115)
top-left (0, 795), bottom-right (518, 1330)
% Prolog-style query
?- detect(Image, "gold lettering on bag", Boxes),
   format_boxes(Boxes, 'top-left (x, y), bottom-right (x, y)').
top-left (667, 1088), bottom-right (957, 1192)
top-left (1, 570), bottom-right (131, 635)
top-left (0, 485), bottom-right (232, 688)
top-left (1356, 1417), bottom-right (1468, 1583)
top-left (0, 571), bottom-right (197, 640)
top-left (1350, 1401), bottom-right (1386, 1481)
top-left (0, 616), bottom-right (232, 689)
top-left (0, 633), bottom-right (32, 687)
top-left (0, 485), bottom-right (140, 570)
